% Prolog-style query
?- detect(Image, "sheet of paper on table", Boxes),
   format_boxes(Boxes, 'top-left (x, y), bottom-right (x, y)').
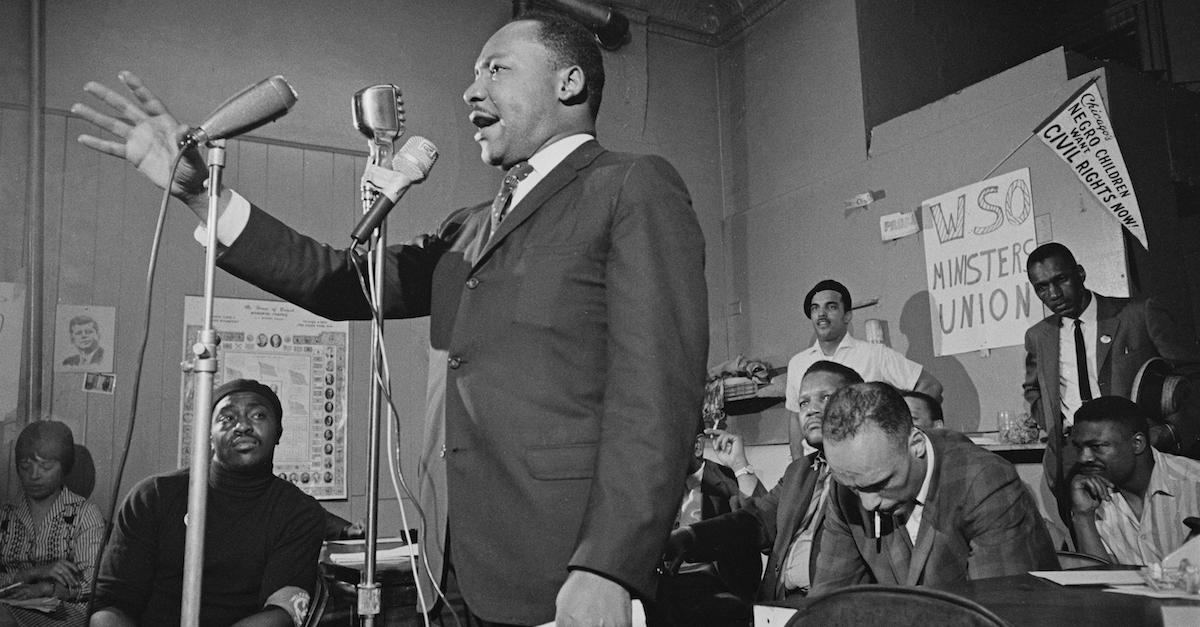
top-left (0, 596), bottom-right (62, 613)
top-left (1029, 570), bottom-right (1146, 586)
top-left (534, 601), bottom-right (645, 627)
top-left (1163, 534), bottom-right (1200, 570)
top-left (1161, 605), bottom-right (1200, 627)
top-left (754, 604), bottom-right (799, 625)
top-left (326, 539), bottom-right (419, 567)
top-left (1105, 586), bottom-right (1198, 600)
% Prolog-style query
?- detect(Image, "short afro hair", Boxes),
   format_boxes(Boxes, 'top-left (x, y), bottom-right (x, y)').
top-left (1074, 395), bottom-right (1149, 439)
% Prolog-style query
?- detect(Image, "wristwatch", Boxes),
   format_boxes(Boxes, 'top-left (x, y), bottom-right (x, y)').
top-left (735, 465), bottom-right (756, 478)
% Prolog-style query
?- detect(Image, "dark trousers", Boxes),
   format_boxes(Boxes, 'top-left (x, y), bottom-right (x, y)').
top-left (1046, 418), bottom-right (1081, 546)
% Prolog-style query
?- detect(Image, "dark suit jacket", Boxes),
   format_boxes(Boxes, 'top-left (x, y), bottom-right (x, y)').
top-left (62, 346), bottom-right (104, 367)
top-left (687, 452), bottom-right (823, 601)
top-left (1023, 294), bottom-right (1200, 494)
top-left (809, 430), bottom-right (1058, 594)
top-left (216, 141), bottom-right (709, 623)
top-left (693, 461), bottom-right (763, 603)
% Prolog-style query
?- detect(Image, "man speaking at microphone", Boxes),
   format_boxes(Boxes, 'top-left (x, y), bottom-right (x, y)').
top-left (73, 10), bottom-right (708, 627)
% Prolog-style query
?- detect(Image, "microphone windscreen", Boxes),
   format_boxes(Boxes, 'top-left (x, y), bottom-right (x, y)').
top-left (393, 136), bottom-right (438, 180)
top-left (197, 76), bottom-right (297, 143)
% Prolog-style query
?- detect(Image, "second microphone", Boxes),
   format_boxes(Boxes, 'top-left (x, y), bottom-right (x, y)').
top-left (352, 136), bottom-right (439, 245)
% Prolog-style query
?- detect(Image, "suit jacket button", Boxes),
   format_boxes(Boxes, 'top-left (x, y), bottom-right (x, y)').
top-left (448, 356), bottom-right (462, 369)
top-left (466, 277), bottom-right (479, 289)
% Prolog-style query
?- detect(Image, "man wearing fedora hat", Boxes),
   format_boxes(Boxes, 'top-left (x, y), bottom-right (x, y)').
top-left (1023, 242), bottom-right (1200, 530)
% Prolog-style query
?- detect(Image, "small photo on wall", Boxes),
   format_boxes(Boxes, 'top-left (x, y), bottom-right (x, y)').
top-left (83, 372), bottom-right (115, 395)
top-left (55, 305), bottom-right (116, 373)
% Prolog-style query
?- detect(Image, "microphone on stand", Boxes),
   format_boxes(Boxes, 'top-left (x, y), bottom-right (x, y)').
top-left (180, 75), bottom-right (297, 147)
top-left (353, 84), bottom-right (406, 178)
top-left (350, 136), bottom-right (438, 244)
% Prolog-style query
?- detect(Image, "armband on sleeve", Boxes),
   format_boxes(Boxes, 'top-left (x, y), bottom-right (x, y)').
top-left (264, 585), bottom-right (310, 627)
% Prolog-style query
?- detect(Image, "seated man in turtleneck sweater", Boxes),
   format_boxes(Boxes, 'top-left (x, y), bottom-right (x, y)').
top-left (92, 379), bottom-right (326, 627)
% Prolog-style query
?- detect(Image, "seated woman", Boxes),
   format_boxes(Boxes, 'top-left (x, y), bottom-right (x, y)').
top-left (0, 421), bottom-right (104, 627)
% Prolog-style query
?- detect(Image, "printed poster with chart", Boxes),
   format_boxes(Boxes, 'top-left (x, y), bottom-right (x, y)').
top-left (179, 296), bottom-right (349, 499)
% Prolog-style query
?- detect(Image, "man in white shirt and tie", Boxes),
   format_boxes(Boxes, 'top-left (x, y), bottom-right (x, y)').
top-left (1023, 242), bottom-right (1200, 530)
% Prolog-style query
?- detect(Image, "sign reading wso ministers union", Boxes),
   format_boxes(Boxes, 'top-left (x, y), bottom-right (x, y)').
top-left (922, 168), bottom-right (1037, 357)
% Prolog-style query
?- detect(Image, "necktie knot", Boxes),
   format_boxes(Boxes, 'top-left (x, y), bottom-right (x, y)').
top-left (489, 161), bottom-right (534, 239)
top-left (503, 162), bottom-right (533, 189)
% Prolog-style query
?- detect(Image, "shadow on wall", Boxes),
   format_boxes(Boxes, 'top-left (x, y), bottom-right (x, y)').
top-left (65, 444), bottom-right (96, 499)
top-left (900, 291), bottom-right (980, 431)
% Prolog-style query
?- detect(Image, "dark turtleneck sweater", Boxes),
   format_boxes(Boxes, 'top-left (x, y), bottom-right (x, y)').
top-left (93, 461), bottom-right (325, 626)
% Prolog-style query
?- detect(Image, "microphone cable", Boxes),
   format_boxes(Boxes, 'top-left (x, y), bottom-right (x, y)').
top-left (86, 148), bottom-right (188, 614)
top-left (350, 246), bottom-right (462, 627)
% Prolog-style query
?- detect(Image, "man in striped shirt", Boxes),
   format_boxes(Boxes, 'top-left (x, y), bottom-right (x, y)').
top-left (1069, 396), bottom-right (1200, 565)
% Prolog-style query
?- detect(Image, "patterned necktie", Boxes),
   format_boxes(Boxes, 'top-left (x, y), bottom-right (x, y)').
top-left (489, 161), bottom-right (534, 239)
top-left (1074, 319), bottom-right (1093, 401)
top-left (795, 456), bottom-right (829, 538)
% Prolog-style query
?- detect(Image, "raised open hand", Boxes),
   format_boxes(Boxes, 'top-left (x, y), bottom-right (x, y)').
top-left (72, 71), bottom-right (208, 204)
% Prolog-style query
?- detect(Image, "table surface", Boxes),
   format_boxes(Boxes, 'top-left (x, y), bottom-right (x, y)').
top-left (764, 572), bottom-right (1200, 627)
top-left (936, 572), bottom-right (1198, 627)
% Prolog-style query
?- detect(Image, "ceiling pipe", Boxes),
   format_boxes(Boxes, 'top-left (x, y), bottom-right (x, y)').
top-left (513, 0), bottom-right (630, 50)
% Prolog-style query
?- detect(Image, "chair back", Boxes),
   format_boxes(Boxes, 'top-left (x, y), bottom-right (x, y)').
top-left (785, 584), bottom-right (1011, 627)
top-left (301, 575), bottom-right (330, 627)
top-left (1056, 550), bottom-right (1112, 570)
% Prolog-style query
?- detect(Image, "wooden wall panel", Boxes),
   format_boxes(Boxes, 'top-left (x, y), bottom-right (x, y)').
top-left (26, 115), bottom-right (430, 526)
top-left (0, 108), bottom-right (29, 282)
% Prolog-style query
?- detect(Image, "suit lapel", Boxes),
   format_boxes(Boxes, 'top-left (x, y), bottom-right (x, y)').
top-left (780, 454), bottom-right (819, 531)
top-left (473, 141), bottom-right (604, 269)
top-left (906, 434), bottom-right (942, 585)
top-left (1095, 295), bottom-right (1120, 379)
top-left (1039, 316), bottom-right (1062, 427)
top-left (772, 454), bottom-right (819, 599)
top-left (699, 462), bottom-right (735, 518)
top-left (863, 507), bottom-right (906, 585)
top-left (888, 526), bottom-right (912, 585)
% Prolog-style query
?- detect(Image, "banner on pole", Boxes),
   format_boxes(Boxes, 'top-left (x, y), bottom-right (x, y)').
top-left (1034, 78), bottom-right (1147, 249)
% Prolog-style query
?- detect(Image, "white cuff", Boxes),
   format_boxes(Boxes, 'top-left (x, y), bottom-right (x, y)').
top-left (192, 189), bottom-right (251, 247)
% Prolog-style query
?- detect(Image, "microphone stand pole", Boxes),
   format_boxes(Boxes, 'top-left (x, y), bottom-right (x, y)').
top-left (358, 138), bottom-right (394, 627)
top-left (180, 139), bottom-right (227, 627)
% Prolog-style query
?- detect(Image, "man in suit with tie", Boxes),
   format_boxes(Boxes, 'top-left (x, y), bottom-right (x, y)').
top-left (661, 361), bottom-right (864, 603)
top-left (811, 382), bottom-right (1057, 592)
top-left (1023, 242), bottom-right (1200, 528)
top-left (73, 10), bottom-right (708, 627)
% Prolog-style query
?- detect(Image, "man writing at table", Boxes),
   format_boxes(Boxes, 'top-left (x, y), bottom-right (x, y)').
top-left (811, 382), bottom-right (1057, 593)
top-left (72, 10), bottom-right (707, 626)
top-left (1069, 396), bottom-right (1200, 565)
